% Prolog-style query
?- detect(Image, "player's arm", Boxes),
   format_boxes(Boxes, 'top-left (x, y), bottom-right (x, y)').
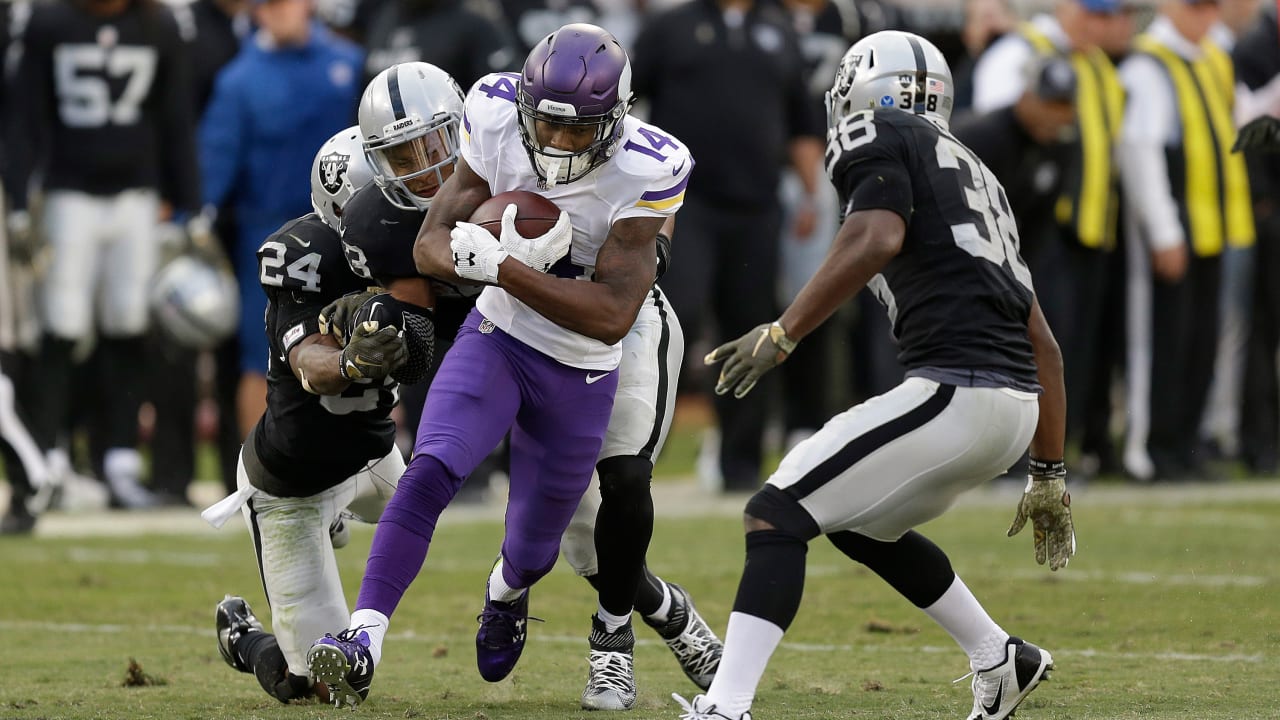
top-left (1026, 297), bottom-right (1065, 462)
top-left (706, 120), bottom-right (911, 399)
top-left (777, 208), bottom-right (903, 342)
top-left (2, 12), bottom-right (52, 212)
top-left (1008, 294), bottom-right (1075, 571)
top-left (414, 158), bottom-right (493, 281)
top-left (496, 215), bottom-right (662, 345)
top-left (155, 11), bottom-right (202, 215)
top-left (703, 207), bottom-right (903, 399)
top-left (288, 332), bottom-right (351, 395)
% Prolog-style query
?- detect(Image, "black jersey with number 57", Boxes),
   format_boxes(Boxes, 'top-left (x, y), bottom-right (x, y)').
top-left (825, 108), bottom-right (1039, 387)
top-left (252, 213), bottom-right (397, 497)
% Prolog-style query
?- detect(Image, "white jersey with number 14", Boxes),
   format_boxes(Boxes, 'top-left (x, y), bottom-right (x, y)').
top-left (461, 71), bottom-right (693, 370)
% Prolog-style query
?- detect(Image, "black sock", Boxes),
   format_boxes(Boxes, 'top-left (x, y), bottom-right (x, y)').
top-left (732, 529), bottom-right (808, 631)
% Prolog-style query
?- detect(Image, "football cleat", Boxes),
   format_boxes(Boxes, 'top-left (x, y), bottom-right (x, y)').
top-left (308, 627), bottom-right (376, 708)
top-left (644, 583), bottom-right (723, 690)
top-left (581, 616), bottom-right (637, 711)
top-left (672, 693), bottom-right (752, 720)
top-left (476, 584), bottom-right (545, 682)
top-left (967, 637), bottom-right (1054, 720)
top-left (215, 595), bottom-right (264, 673)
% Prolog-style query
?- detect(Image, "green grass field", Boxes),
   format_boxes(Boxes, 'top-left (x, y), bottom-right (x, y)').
top-left (2, 481), bottom-right (1278, 720)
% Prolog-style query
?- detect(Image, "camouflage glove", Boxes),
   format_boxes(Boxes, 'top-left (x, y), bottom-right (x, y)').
top-left (1007, 458), bottom-right (1076, 571)
top-left (6, 210), bottom-right (37, 265)
top-left (704, 321), bottom-right (797, 399)
top-left (319, 288), bottom-right (383, 345)
top-left (338, 320), bottom-right (407, 381)
top-left (1233, 115), bottom-right (1280, 153)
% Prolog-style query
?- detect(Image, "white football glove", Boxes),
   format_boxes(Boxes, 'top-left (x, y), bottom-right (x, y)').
top-left (450, 221), bottom-right (509, 284)
top-left (498, 203), bottom-right (573, 273)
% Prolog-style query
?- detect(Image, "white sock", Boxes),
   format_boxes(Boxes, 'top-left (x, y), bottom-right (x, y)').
top-left (350, 608), bottom-right (389, 666)
top-left (922, 575), bottom-right (1007, 670)
top-left (487, 557), bottom-right (524, 602)
top-left (644, 582), bottom-right (674, 624)
top-left (703, 611), bottom-right (784, 719)
top-left (596, 605), bottom-right (632, 633)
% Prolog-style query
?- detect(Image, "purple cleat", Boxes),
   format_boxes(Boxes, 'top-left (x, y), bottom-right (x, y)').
top-left (475, 587), bottom-right (541, 682)
top-left (307, 627), bottom-right (375, 708)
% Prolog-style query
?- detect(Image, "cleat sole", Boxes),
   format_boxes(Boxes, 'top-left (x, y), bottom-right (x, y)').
top-left (307, 645), bottom-right (363, 709)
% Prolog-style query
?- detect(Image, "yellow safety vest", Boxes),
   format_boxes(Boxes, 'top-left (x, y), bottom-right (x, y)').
top-left (1021, 24), bottom-right (1125, 251)
top-left (1134, 34), bottom-right (1254, 256)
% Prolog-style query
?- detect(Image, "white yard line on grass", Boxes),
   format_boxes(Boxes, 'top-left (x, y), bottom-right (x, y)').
top-left (14, 480), bottom-right (1280, 538)
top-left (0, 620), bottom-right (1264, 664)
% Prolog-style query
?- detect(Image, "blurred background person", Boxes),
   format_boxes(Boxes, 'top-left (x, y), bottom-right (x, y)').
top-left (631, 0), bottom-right (821, 493)
top-left (198, 0), bottom-right (363, 445)
top-left (2, 0), bottom-right (203, 509)
top-left (972, 0), bottom-right (1133, 479)
top-left (953, 55), bottom-right (1078, 275)
top-left (952, 0), bottom-right (1016, 112)
top-left (1198, 0), bottom-right (1262, 463)
top-left (1118, 0), bottom-right (1253, 482)
top-left (1233, 1), bottom-right (1280, 474)
top-left (777, 0), bottom-right (903, 453)
top-left (145, 0), bottom-right (250, 503)
top-left (361, 0), bottom-right (517, 89)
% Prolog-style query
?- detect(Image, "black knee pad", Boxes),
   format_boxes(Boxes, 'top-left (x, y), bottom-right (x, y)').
top-left (597, 455), bottom-right (653, 500)
top-left (744, 485), bottom-right (821, 540)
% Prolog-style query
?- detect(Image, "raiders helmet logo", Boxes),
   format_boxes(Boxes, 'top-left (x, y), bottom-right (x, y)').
top-left (318, 152), bottom-right (350, 195)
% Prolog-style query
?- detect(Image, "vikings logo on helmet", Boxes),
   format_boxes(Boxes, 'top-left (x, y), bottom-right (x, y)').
top-left (319, 152), bottom-right (350, 195)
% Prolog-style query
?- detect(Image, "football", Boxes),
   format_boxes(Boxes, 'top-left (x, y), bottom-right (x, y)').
top-left (468, 190), bottom-right (562, 239)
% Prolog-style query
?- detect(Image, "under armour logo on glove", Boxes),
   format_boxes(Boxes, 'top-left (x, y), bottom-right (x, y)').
top-left (450, 221), bottom-right (508, 283)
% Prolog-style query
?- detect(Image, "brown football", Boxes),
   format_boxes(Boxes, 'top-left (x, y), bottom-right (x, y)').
top-left (468, 190), bottom-right (562, 239)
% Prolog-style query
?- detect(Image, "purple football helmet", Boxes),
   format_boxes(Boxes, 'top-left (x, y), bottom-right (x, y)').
top-left (517, 23), bottom-right (633, 186)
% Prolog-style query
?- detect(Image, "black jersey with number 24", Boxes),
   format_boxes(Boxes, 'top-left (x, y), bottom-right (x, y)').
top-left (825, 108), bottom-right (1039, 388)
top-left (254, 213), bottom-right (397, 497)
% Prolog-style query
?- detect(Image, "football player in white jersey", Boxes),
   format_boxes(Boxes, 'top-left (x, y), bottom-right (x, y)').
top-left (307, 26), bottom-right (714, 710)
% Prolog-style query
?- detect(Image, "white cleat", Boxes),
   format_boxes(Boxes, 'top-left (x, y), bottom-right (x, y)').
top-left (966, 637), bottom-right (1054, 720)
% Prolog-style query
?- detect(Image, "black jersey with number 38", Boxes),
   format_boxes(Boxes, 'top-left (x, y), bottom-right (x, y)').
top-left (825, 109), bottom-right (1039, 387)
top-left (252, 213), bottom-right (397, 497)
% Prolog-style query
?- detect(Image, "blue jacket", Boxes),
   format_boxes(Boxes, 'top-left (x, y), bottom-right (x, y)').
top-left (199, 21), bottom-right (363, 235)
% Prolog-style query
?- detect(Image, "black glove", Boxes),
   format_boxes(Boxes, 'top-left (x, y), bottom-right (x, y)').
top-left (703, 321), bottom-right (797, 398)
top-left (319, 288), bottom-right (383, 345)
top-left (339, 320), bottom-right (407, 381)
top-left (1233, 115), bottom-right (1280, 153)
top-left (1007, 458), bottom-right (1076, 571)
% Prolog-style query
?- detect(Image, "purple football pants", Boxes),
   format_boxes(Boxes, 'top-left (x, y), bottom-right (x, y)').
top-left (356, 310), bottom-right (618, 618)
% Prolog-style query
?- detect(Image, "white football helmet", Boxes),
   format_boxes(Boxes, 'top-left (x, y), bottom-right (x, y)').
top-left (311, 125), bottom-right (375, 232)
top-left (149, 255), bottom-right (239, 351)
top-left (359, 62), bottom-right (465, 211)
top-left (825, 31), bottom-right (955, 130)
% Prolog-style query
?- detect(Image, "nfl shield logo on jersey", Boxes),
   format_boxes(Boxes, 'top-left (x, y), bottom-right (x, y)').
top-left (319, 152), bottom-right (350, 195)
